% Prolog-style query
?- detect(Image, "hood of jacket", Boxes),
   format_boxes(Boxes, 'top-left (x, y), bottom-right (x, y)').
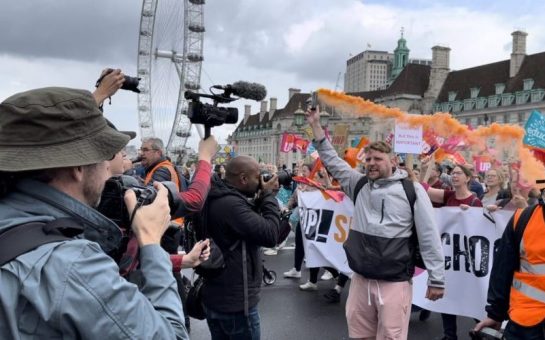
top-left (0, 179), bottom-right (122, 253)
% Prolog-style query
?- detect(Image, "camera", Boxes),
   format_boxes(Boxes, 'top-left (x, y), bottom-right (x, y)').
top-left (96, 175), bottom-right (181, 229)
top-left (261, 169), bottom-right (294, 188)
top-left (95, 68), bottom-right (141, 93)
top-left (186, 99), bottom-right (238, 127)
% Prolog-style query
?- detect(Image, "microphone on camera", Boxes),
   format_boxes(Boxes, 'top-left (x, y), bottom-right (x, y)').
top-left (212, 81), bottom-right (267, 101)
top-left (131, 156), bottom-right (142, 163)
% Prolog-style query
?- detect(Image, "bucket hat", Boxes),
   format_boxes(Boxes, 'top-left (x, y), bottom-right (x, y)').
top-left (0, 87), bottom-right (130, 171)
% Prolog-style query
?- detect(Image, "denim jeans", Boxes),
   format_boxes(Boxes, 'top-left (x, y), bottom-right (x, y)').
top-left (504, 320), bottom-right (545, 340)
top-left (206, 306), bottom-right (261, 340)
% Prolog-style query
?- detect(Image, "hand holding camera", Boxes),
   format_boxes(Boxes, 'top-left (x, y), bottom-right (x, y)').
top-left (198, 135), bottom-right (218, 163)
top-left (93, 68), bottom-right (125, 106)
top-left (124, 182), bottom-right (171, 246)
top-left (260, 173), bottom-right (279, 192)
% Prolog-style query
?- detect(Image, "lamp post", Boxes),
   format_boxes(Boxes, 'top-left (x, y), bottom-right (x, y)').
top-left (293, 104), bottom-right (306, 128)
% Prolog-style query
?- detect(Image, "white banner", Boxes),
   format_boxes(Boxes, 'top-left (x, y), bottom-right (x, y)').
top-left (412, 208), bottom-right (512, 320)
top-left (298, 190), bottom-right (353, 275)
top-left (298, 191), bottom-right (514, 319)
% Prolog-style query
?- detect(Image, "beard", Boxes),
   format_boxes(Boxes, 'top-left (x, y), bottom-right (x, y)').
top-left (82, 163), bottom-right (108, 208)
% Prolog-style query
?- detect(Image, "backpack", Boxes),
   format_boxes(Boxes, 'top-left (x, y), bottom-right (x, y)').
top-left (351, 176), bottom-right (426, 269)
top-left (0, 219), bottom-right (83, 267)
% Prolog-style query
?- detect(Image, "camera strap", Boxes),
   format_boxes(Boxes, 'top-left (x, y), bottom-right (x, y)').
top-left (0, 218), bottom-right (83, 267)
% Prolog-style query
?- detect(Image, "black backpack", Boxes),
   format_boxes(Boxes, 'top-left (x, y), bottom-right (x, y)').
top-left (352, 176), bottom-right (425, 269)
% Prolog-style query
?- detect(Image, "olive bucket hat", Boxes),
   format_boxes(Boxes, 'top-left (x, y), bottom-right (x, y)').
top-left (0, 87), bottom-right (130, 171)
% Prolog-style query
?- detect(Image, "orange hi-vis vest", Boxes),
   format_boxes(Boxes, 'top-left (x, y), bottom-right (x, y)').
top-left (509, 205), bottom-right (545, 326)
top-left (144, 160), bottom-right (183, 225)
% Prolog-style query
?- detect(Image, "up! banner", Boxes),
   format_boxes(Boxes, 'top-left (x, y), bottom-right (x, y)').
top-left (298, 190), bottom-right (513, 320)
top-left (280, 133), bottom-right (310, 153)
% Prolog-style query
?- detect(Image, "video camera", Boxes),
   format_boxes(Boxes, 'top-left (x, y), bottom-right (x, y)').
top-left (96, 175), bottom-right (182, 229)
top-left (261, 169), bottom-right (294, 188)
top-left (185, 81), bottom-right (267, 138)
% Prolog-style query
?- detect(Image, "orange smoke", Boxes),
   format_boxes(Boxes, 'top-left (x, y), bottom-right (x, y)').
top-left (317, 88), bottom-right (545, 185)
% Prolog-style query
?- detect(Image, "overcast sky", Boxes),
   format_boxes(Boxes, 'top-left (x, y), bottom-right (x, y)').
top-left (1, 0), bottom-right (545, 151)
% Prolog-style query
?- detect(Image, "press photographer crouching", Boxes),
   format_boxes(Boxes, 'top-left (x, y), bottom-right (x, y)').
top-left (0, 87), bottom-right (189, 339)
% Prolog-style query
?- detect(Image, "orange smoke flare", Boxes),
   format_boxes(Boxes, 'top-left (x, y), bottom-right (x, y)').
top-left (316, 89), bottom-right (545, 185)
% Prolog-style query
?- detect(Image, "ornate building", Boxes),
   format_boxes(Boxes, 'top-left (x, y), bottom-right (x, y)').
top-left (229, 30), bottom-right (545, 168)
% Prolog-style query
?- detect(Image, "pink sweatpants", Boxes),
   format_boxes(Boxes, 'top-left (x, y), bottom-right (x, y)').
top-left (345, 274), bottom-right (412, 339)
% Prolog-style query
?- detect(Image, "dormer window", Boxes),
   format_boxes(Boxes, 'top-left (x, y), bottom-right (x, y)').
top-left (495, 83), bottom-right (505, 95)
top-left (470, 87), bottom-right (480, 99)
top-left (448, 91), bottom-right (457, 102)
top-left (523, 79), bottom-right (534, 91)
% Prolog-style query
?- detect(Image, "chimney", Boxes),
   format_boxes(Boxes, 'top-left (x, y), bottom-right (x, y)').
top-left (259, 100), bottom-right (268, 122)
top-left (288, 88), bottom-right (301, 99)
top-left (510, 30), bottom-right (527, 77)
top-left (422, 45), bottom-right (451, 114)
top-left (270, 97), bottom-right (277, 112)
top-left (244, 104), bottom-right (251, 124)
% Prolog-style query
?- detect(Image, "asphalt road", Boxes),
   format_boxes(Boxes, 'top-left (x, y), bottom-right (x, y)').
top-left (185, 237), bottom-right (476, 340)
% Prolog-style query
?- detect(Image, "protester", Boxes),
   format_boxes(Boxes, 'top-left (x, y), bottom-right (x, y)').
top-left (306, 106), bottom-right (445, 339)
top-left (474, 203), bottom-right (545, 339)
top-left (283, 163), bottom-right (313, 280)
top-left (0, 87), bottom-right (189, 339)
top-left (423, 163), bottom-right (483, 340)
top-left (201, 155), bottom-right (290, 339)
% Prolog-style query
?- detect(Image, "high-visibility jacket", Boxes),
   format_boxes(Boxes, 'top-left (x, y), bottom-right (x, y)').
top-left (144, 160), bottom-right (180, 189)
top-left (509, 205), bottom-right (545, 326)
top-left (144, 160), bottom-right (183, 225)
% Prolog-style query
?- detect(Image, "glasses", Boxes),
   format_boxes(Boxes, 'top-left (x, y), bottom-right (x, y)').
top-left (451, 171), bottom-right (466, 176)
top-left (140, 147), bottom-right (157, 152)
top-left (485, 175), bottom-right (498, 178)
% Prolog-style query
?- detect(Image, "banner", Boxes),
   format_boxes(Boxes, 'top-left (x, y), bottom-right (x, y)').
top-left (412, 208), bottom-right (512, 320)
top-left (280, 133), bottom-right (295, 153)
top-left (298, 189), bottom-right (514, 319)
top-left (524, 110), bottom-right (545, 149)
top-left (298, 190), bottom-right (353, 275)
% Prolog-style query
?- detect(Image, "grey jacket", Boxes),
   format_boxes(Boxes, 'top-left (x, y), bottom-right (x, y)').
top-left (0, 179), bottom-right (188, 339)
top-left (315, 138), bottom-right (445, 287)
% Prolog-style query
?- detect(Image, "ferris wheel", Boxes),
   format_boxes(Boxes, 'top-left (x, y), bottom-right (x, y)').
top-left (136, 0), bottom-right (205, 156)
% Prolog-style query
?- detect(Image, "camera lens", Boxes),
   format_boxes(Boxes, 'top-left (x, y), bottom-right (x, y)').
top-left (121, 76), bottom-right (141, 93)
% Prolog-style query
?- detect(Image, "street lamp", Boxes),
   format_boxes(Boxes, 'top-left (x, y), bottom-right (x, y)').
top-left (293, 103), bottom-right (306, 128)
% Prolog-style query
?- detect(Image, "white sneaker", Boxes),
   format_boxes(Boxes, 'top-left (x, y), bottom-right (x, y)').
top-left (264, 248), bottom-right (278, 256)
top-left (299, 281), bottom-right (318, 291)
top-left (283, 268), bottom-right (301, 278)
top-left (320, 271), bottom-right (334, 281)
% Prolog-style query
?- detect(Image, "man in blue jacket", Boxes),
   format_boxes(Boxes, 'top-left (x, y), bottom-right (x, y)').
top-left (0, 87), bottom-right (189, 339)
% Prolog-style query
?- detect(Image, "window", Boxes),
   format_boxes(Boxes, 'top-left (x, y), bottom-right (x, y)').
top-left (495, 83), bottom-right (505, 95)
top-left (523, 79), bottom-right (534, 91)
top-left (448, 91), bottom-right (457, 102)
top-left (470, 87), bottom-right (480, 98)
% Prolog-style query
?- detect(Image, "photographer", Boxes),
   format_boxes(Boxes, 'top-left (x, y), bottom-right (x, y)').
top-left (201, 155), bottom-right (291, 339)
top-left (0, 87), bottom-right (188, 339)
